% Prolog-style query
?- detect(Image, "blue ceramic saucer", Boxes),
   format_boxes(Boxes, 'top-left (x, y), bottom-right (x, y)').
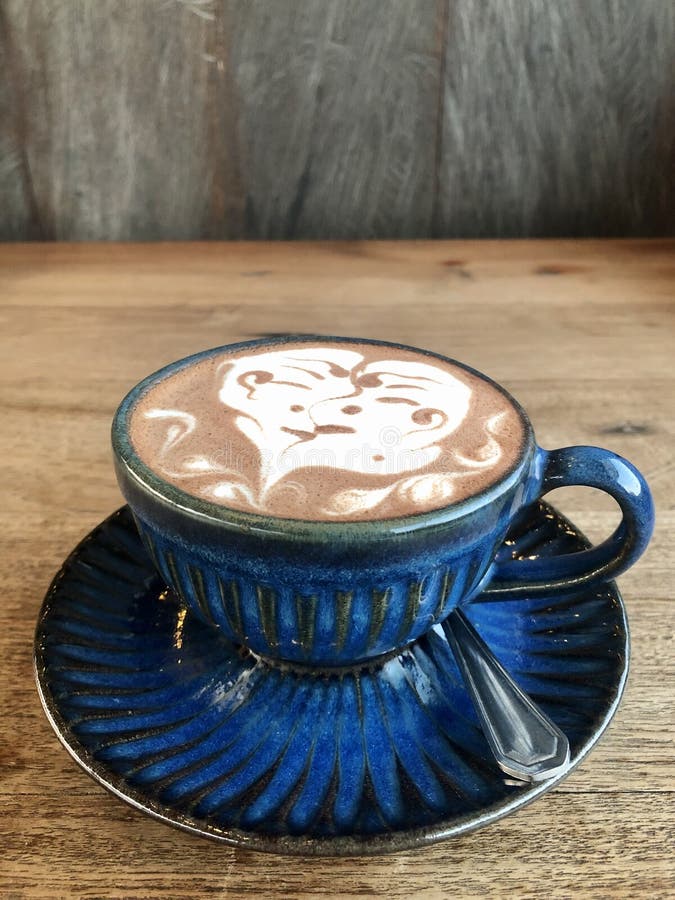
top-left (34, 502), bottom-right (629, 856)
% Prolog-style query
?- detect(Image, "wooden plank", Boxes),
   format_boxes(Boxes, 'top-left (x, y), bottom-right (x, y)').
top-left (2, 794), bottom-right (673, 898)
top-left (227, 0), bottom-right (441, 238)
top-left (3, 1), bottom-right (673, 239)
top-left (0, 0), bottom-right (245, 240)
top-left (0, 0), bottom-right (442, 240)
top-left (438, 0), bottom-right (675, 236)
top-left (0, 2), bottom-right (34, 238)
top-left (0, 239), bottom-right (673, 897)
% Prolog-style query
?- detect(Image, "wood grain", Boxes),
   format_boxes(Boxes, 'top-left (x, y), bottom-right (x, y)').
top-left (1, 239), bottom-right (673, 898)
top-left (0, 0), bottom-right (245, 240)
top-left (228, 0), bottom-right (442, 239)
top-left (439, 0), bottom-right (675, 237)
top-left (1, 1), bottom-right (673, 240)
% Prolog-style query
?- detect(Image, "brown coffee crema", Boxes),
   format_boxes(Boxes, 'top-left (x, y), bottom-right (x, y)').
top-left (128, 341), bottom-right (526, 521)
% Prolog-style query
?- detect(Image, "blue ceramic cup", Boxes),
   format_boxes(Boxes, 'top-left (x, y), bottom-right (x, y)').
top-left (112, 337), bottom-right (654, 665)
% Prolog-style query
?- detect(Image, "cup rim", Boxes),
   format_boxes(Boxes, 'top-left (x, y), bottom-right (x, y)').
top-left (111, 335), bottom-right (535, 539)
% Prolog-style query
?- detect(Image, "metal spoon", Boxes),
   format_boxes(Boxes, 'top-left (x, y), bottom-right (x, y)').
top-left (443, 608), bottom-right (570, 783)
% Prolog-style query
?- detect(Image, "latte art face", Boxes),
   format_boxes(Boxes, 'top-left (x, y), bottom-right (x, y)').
top-left (129, 341), bottom-right (526, 521)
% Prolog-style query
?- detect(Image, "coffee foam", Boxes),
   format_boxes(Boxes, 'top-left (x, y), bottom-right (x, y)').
top-left (128, 341), bottom-right (526, 521)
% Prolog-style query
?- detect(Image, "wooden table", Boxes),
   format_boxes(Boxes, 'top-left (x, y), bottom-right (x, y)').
top-left (2, 240), bottom-right (673, 898)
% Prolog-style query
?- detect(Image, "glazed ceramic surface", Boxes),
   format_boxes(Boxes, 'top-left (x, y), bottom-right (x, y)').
top-left (112, 337), bottom-right (653, 665)
top-left (35, 501), bottom-right (629, 855)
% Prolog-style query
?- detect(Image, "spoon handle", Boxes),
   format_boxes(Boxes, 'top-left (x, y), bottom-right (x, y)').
top-left (443, 608), bottom-right (571, 783)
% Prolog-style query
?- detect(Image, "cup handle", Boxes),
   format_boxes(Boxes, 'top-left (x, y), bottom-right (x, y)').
top-left (481, 446), bottom-right (654, 597)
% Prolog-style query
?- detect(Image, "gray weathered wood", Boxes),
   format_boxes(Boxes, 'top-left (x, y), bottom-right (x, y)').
top-left (0, 0), bottom-right (673, 240)
top-left (438, 0), bottom-right (675, 237)
top-left (228, 0), bottom-right (442, 238)
top-left (0, 0), bottom-right (245, 240)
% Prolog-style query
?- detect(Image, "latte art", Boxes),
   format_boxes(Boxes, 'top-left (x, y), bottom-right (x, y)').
top-left (129, 341), bottom-right (526, 520)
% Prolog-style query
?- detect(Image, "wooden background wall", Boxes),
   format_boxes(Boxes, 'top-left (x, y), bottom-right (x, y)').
top-left (1, 0), bottom-right (673, 241)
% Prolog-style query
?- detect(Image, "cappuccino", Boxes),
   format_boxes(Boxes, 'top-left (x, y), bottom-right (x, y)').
top-left (128, 340), bottom-right (526, 521)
